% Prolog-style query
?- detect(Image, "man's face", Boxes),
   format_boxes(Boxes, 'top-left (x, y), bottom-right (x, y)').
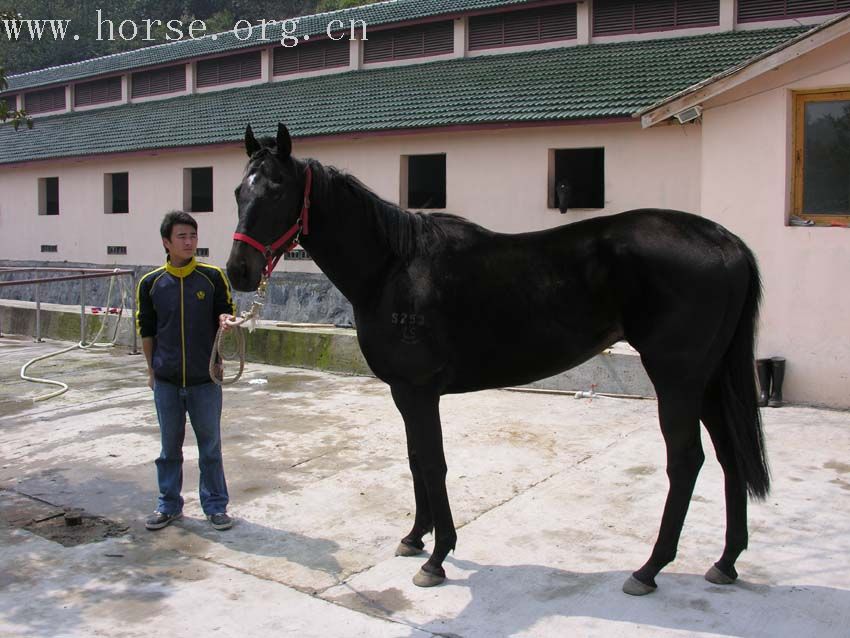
top-left (163, 223), bottom-right (198, 263)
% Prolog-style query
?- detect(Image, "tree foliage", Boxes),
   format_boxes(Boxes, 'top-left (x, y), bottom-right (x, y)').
top-left (317, 0), bottom-right (368, 11)
top-left (0, 8), bottom-right (31, 129)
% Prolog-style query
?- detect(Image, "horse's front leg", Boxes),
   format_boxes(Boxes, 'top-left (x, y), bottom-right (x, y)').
top-left (394, 435), bottom-right (433, 557)
top-left (390, 383), bottom-right (456, 587)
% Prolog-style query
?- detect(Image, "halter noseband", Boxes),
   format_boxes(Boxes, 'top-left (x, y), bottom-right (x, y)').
top-left (232, 165), bottom-right (312, 278)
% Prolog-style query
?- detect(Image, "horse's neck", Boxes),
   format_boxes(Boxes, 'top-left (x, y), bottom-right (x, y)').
top-left (300, 172), bottom-right (395, 307)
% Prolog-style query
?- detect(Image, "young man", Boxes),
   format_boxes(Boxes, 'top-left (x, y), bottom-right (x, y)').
top-left (136, 211), bottom-right (236, 531)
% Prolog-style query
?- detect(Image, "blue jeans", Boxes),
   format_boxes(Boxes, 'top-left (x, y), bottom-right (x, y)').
top-left (153, 380), bottom-right (229, 515)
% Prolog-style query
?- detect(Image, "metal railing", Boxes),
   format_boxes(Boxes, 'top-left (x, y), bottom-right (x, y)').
top-left (0, 267), bottom-right (137, 352)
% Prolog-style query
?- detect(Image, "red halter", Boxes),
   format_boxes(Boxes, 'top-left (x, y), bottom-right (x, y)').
top-left (232, 166), bottom-right (312, 277)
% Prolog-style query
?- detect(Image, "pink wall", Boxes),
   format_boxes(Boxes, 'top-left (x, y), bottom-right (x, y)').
top-left (700, 46), bottom-right (850, 408)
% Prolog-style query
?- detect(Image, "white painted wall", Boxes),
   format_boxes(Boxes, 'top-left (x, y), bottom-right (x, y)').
top-left (700, 44), bottom-right (850, 408)
top-left (0, 148), bottom-right (247, 268)
top-left (0, 119), bottom-right (701, 269)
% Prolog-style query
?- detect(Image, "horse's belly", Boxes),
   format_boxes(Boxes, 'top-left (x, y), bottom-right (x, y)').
top-left (444, 336), bottom-right (617, 394)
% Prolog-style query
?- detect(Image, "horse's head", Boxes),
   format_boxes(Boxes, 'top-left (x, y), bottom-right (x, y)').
top-left (226, 123), bottom-right (307, 292)
top-left (556, 178), bottom-right (571, 214)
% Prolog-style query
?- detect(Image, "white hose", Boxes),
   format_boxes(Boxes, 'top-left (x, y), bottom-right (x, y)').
top-left (20, 271), bottom-right (128, 402)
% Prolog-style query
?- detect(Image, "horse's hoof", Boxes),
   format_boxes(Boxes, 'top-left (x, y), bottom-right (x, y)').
top-left (622, 575), bottom-right (657, 596)
top-left (705, 565), bottom-right (736, 585)
top-left (395, 541), bottom-right (424, 557)
top-left (413, 567), bottom-right (445, 587)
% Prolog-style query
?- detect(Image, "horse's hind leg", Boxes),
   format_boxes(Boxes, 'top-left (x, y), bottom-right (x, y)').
top-left (390, 383), bottom-right (457, 587)
top-left (625, 382), bottom-right (704, 596)
top-left (701, 386), bottom-right (748, 584)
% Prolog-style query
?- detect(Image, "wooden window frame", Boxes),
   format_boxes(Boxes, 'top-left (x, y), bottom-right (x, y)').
top-left (793, 88), bottom-right (850, 225)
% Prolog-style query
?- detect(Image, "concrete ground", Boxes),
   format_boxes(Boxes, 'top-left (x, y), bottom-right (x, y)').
top-left (1, 335), bottom-right (849, 638)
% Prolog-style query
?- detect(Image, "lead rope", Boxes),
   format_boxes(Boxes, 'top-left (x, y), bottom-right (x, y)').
top-left (209, 275), bottom-right (268, 386)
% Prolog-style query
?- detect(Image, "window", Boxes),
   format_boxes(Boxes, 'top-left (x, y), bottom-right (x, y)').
top-left (274, 39), bottom-right (349, 75)
top-left (74, 76), bottom-right (122, 107)
top-left (41, 245), bottom-right (58, 253)
top-left (132, 65), bottom-right (187, 98)
top-left (593, 0), bottom-right (719, 36)
top-left (469, 3), bottom-right (578, 50)
top-left (25, 87), bottom-right (66, 114)
top-left (793, 89), bottom-right (850, 224)
top-left (1, 94), bottom-right (16, 110)
top-left (363, 21), bottom-right (453, 63)
top-left (38, 177), bottom-right (59, 215)
top-left (195, 247), bottom-right (210, 258)
top-left (738, 0), bottom-right (850, 23)
top-left (196, 52), bottom-right (262, 88)
top-left (184, 167), bottom-right (214, 213)
top-left (549, 148), bottom-right (605, 209)
top-left (105, 172), bottom-right (129, 214)
top-left (403, 154), bottom-right (446, 209)
top-left (107, 245), bottom-right (127, 255)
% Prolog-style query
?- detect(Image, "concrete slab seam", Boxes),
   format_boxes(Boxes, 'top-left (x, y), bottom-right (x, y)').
top-left (454, 424), bottom-right (647, 535)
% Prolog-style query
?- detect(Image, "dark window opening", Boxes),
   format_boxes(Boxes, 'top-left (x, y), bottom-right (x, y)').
top-left (107, 172), bottom-right (129, 214)
top-left (552, 149), bottom-right (605, 209)
top-left (406, 154), bottom-right (446, 209)
top-left (107, 245), bottom-right (127, 255)
top-left (187, 167), bottom-right (214, 213)
top-left (40, 177), bottom-right (59, 215)
top-left (41, 245), bottom-right (58, 253)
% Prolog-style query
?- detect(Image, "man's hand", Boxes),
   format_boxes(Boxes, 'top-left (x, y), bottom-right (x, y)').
top-left (219, 313), bottom-right (236, 333)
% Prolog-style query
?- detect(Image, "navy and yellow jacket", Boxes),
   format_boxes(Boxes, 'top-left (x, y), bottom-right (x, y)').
top-left (136, 257), bottom-right (236, 387)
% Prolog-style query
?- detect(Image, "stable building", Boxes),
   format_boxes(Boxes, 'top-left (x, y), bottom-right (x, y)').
top-left (1, 0), bottom-right (849, 407)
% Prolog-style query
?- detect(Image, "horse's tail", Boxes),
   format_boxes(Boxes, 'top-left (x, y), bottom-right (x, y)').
top-left (710, 243), bottom-right (770, 500)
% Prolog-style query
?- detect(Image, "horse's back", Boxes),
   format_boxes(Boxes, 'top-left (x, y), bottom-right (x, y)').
top-left (358, 208), bottom-right (756, 393)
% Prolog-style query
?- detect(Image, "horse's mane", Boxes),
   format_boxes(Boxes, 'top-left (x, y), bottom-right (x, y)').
top-left (248, 138), bottom-right (485, 261)
top-left (314, 161), bottom-right (483, 262)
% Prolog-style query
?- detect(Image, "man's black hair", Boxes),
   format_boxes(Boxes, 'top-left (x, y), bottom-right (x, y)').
top-left (160, 211), bottom-right (198, 241)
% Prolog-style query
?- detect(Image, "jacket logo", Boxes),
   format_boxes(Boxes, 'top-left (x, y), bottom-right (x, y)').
top-left (196, 290), bottom-right (206, 300)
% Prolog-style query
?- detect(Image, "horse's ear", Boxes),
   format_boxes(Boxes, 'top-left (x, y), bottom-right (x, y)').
top-left (276, 123), bottom-right (292, 158)
top-left (245, 125), bottom-right (260, 157)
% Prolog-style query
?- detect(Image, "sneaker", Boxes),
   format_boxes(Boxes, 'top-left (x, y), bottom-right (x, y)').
top-left (145, 510), bottom-right (182, 530)
top-left (207, 512), bottom-right (233, 531)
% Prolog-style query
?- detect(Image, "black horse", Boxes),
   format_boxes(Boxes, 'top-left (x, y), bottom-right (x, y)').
top-left (227, 124), bottom-right (769, 596)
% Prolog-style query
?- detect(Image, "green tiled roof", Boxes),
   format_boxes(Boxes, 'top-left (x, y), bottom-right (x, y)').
top-left (4, 0), bottom-right (538, 92)
top-left (0, 26), bottom-right (808, 165)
